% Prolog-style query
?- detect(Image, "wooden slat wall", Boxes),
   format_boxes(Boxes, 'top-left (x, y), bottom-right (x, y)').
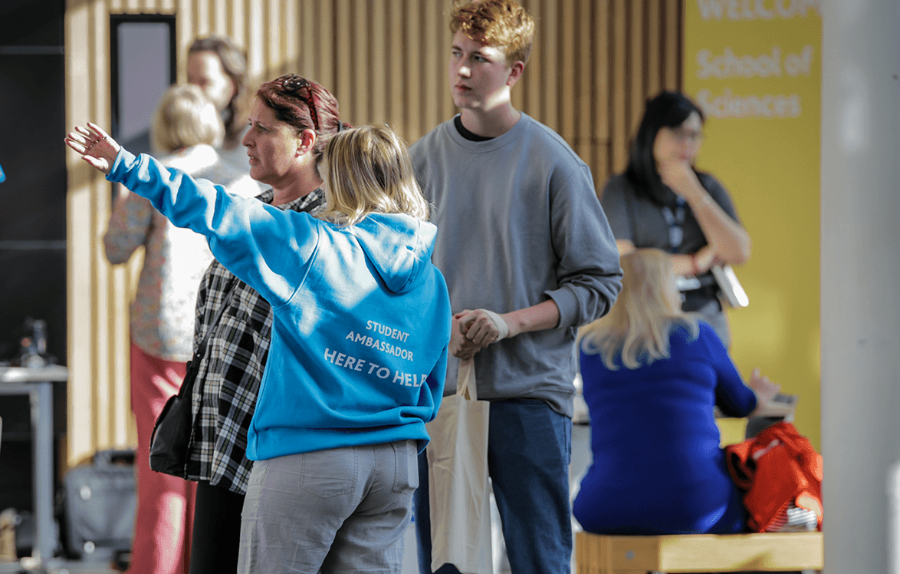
top-left (63, 0), bottom-right (682, 465)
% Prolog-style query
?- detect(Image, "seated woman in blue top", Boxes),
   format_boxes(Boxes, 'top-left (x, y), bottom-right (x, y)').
top-left (572, 248), bottom-right (778, 535)
top-left (66, 119), bottom-right (452, 574)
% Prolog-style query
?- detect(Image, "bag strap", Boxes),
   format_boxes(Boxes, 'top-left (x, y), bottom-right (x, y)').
top-left (456, 358), bottom-right (478, 401)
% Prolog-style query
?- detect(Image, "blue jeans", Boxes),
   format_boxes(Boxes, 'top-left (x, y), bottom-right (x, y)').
top-left (415, 399), bottom-right (573, 574)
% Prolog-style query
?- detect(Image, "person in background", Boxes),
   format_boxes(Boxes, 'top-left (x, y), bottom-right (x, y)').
top-left (184, 75), bottom-right (347, 574)
top-left (409, 1), bottom-right (622, 572)
top-left (68, 118), bottom-right (451, 574)
top-left (102, 83), bottom-right (259, 574)
top-left (573, 248), bottom-right (779, 535)
top-left (187, 35), bottom-right (253, 169)
top-left (599, 91), bottom-right (751, 347)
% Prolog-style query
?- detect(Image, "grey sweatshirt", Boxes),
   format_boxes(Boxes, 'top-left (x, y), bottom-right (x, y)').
top-left (410, 113), bottom-right (622, 417)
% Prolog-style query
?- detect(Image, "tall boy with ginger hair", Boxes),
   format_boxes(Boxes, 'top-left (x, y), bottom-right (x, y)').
top-left (410, 1), bottom-right (622, 572)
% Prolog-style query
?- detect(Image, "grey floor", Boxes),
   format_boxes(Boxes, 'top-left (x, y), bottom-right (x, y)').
top-left (22, 419), bottom-right (595, 574)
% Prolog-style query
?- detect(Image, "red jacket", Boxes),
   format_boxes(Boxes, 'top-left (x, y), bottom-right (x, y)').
top-left (724, 421), bottom-right (823, 532)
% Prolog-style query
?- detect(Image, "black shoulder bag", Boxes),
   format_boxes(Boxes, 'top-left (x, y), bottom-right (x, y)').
top-left (149, 278), bottom-right (238, 477)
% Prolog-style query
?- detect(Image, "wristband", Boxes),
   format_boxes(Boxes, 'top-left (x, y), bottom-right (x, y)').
top-left (482, 309), bottom-right (510, 341)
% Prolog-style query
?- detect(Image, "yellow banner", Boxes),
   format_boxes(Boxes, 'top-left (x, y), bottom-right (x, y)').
top-left (684, 0), bottom-right (822, 448)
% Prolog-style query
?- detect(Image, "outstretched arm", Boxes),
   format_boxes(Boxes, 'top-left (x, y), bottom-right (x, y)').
top-left (65, 122), bottom-right (120, 174)
top-left (65, 121), bottom-right (317, 308)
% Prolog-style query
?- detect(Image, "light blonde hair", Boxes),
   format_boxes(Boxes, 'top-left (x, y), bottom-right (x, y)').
top-left (450, 0), bottom-right (535, 65)
top-left (317, 125), bottom-right (429, 226)
top-left (151, 84), bottom-right (224, 153)
top-left (579, 249), bottom-right (699, 370)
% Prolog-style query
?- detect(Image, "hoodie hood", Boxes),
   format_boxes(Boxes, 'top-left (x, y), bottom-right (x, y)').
top-left (348, 213), bottom-right (437, 294)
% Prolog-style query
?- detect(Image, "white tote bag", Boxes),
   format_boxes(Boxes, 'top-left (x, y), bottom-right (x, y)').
top-left (426, 358), bottom-right (492, 574)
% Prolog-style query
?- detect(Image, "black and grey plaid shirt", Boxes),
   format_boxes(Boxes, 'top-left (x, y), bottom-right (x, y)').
top-left (185, 188), bottom-right (324, 493)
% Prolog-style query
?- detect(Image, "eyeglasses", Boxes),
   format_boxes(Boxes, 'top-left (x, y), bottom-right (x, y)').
top-left (669, 126), bottom-right (704, 144)
top-left (277, 74), bottom-right (320, 132)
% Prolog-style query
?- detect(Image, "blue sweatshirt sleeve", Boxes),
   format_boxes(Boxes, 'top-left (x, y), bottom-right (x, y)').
top-left (107, 149), bottom-right (318, 308)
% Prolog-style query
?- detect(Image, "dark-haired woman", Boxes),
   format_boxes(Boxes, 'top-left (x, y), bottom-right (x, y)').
top-left (188, 35), bottom-right (256, 171)
top-left (600, 91), bottom-right (750, 346)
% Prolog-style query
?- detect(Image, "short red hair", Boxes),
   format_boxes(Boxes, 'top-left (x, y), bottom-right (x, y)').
top-left (255, 75), bottom-right (349, 160)
top-left (450, 0), bottom-right (535, 65)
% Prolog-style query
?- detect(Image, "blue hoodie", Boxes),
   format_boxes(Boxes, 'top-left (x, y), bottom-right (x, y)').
top-left (108, 149), bottom-right (451, 460)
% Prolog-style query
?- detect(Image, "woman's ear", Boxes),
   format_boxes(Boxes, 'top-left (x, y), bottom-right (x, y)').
top-left (297, 129), bottom-right (317, 156)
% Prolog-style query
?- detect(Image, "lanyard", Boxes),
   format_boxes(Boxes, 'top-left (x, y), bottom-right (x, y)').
top-left (661, 197), bottom-right (687, 253)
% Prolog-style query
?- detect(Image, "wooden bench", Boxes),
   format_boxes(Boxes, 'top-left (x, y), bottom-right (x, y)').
top-left (575, 530), bottom-right (823, 573)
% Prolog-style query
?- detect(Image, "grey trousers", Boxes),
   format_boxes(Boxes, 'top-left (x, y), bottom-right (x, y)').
top-left (238, 440), bottom-right (418, 574)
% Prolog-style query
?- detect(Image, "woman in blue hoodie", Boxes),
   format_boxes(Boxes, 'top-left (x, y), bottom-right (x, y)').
top-left (67, 121), bottom-right (452, 574)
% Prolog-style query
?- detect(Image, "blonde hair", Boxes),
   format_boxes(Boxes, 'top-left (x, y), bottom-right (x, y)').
top-left (151, 84), bottom-right (224, 153)
top-left (450, 0), bottom-right (535, 65)
top-left (579, 249), bottom-right (699, 370)
top-left (317, 125), bottom-right (429, 226)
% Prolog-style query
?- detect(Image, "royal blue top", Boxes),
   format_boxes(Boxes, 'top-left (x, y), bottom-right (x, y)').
top-left (573, 322), bottom-right (755, 534)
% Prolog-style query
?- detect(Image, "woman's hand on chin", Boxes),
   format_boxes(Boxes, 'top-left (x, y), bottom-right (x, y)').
top-left (658, 159), bottom-right (702, 200)
top-left (65, 122), bottom-right (121, 175)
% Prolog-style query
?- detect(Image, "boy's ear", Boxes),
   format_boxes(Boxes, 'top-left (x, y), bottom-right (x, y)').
top-left (506, 61), bottom-right (525, 87)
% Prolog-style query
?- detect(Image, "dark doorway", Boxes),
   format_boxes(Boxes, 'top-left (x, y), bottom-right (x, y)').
top-left (110, 15), bottom-right (177, 156)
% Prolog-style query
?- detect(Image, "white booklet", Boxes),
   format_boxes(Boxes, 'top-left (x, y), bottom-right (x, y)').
top-left (712, 264), bottom-right (749, 308)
